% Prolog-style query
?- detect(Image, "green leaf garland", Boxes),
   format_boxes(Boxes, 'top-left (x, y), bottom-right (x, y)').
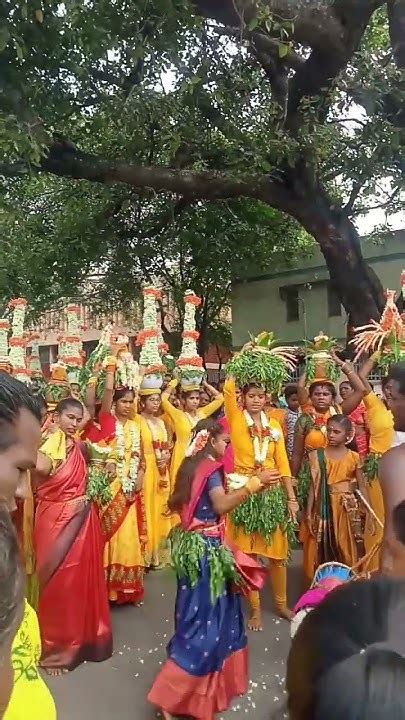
top-left (226, 351), bottom-right (289, 394)
top-left (86, 466), bottom-right (112, 506)
top-left (231, 485), bottom-right (296, 550)
top-left (169, 526), bottom-right (242, 603)
top-left (363, 452), bottom-right (381, 484)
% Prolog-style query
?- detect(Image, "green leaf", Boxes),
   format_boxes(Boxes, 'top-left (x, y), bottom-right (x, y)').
top-left (0, 27), bottom-right (10, 52)
top-left (278, 43), bottom-right (289, 58)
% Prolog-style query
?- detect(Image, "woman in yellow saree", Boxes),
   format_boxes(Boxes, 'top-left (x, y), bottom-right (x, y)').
top-left (101, 387), bottom-right (147, 605)
top-left (139, 390), bottom-right (172, 568)
top-left (161, 380), bottom-right (224, 491)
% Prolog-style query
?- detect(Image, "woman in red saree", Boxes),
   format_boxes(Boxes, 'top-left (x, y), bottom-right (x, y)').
top-left (34, 398), bottom-right (112, 673)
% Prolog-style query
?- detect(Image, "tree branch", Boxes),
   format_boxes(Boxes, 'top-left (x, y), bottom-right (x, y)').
top-left (36, 142), bottom-right (297, 211)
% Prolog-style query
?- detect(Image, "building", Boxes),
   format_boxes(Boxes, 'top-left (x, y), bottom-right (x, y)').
top-left (231, 230), bottom-right (405, 348)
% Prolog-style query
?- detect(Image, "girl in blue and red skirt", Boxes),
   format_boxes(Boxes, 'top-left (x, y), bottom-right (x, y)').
top-left (148, 418), bottom-right (268, 720)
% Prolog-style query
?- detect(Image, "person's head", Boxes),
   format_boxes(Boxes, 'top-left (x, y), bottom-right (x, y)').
top-left (199, 389), bottom-right (210, 408)
top-left (0, 373), bottom-right (42, 512)
top-left (113, 387), bottom-right (135, 420)
top-left (36, 394), bottom-right (48, 426)
top-left (386, 363), bottom-right (405, 431)
top-left (242, 383), bottom-right (266, 414)
top-left (326, 415), bottom-right (354, 447)
top-left (382, 375), bottom-right (394, 403)
top-left (339, 381), bottom-right (352, 401)
top-left (287, 576), bottom-right (405, 720)
top-left (309, 381), bottom-right (336, 412)
top-left (168, 418), bottom-right (228, 512)
top-left (139, 393), bottom-right (161, 416)
top-left (54, 398), bottom-right (83, 438)
top-left (181, 389), bottom-right (200, 413)
top-left (69, 383), bottom-right (81, 400)
top-left (0, 505), bottom-right (25, 716)
top-left (285, 384), bottom-right (299, 412)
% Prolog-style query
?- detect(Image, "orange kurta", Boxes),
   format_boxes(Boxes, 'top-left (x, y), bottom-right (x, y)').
top-left (224, 379), bottom-right (291, 559)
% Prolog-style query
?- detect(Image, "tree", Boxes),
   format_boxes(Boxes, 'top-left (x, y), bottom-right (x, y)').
top-left (0, 170), bottom-right (311, 348)
top-left (0, 1), bottom-right (404, 327)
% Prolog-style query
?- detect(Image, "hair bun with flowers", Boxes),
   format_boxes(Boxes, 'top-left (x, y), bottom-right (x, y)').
top-left (185, 429), bottom-right (210, 457)
top-left (176, 290), bottom-right (204, 391)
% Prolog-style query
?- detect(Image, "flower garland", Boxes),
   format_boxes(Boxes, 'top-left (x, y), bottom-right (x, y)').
top-left (243, 410), bottom-right (281, 467)
top-left (8, 298), bottom-right (30, 383)
top-left (0, 319), bottom-right (10, 368)
top-left (176, 290), bottom-right (204, 384)
top-left (114, 334), bottom-right (140, 390)
top-left (115, 419), bottom-right (141, 493)
top-left (138, 286), bottom-right (166, 383)
top-left (145, 418), bottom-right (170, 478)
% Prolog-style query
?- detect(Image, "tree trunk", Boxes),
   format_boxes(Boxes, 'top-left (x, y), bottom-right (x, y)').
top-left (285, 185), bottom-right (386, 329)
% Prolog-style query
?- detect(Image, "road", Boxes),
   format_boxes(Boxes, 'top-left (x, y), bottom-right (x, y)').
top-left (48, 554), bottom-right (302, 720)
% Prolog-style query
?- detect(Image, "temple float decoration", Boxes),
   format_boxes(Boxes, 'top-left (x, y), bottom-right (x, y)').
top-left (305, 332), bottom-right (340, 385)
top-left (0, 317), bottom-right (11, 374)
top-left (113, 333), bottom-right (140, 390)
top-left (8, 298), bottom-right (31, 384)
top-left (63, 304), bottom-right (84, 391)
top-left (350, 278), bottom-right (405, 374)
top-left (176, 290), bottom-right (204, 390)
top-left (138, 286), bottom-right (166, 392)
top-left (226, 330), bottom-right (297, 395)
top-left (79, 322), bottom-right (113, 400)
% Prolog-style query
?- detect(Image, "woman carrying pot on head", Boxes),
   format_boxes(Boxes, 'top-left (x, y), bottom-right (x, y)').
top-left (138, 384), bottom-right (172, 569)
top-left (223, 330), bottom-right (299, 631)
top-left (161, 379), bottom-right (224, 493)
top-left (99, 364), bottom-right (147, 605)
top-left (291, 355), bottom-right (365, 583)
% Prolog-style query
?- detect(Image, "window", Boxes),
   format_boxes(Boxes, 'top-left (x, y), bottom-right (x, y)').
top-left (285, 286), bottom-right (299, 322)
top-left (327, 282), bottom-right (341, 317)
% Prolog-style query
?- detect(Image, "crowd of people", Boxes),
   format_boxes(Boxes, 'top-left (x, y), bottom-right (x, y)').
top-left (1, 285), bottom-right (405, 720)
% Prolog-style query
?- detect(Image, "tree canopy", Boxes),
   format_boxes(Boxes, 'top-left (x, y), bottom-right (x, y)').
top-left (0, 0), bottom-right (404, 332)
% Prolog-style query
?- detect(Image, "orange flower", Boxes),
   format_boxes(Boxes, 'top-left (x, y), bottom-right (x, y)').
top-left (136, 329), bottom-right (158, 345)
top-left (158, 342), bottom-right (169, 353)
top-left (0, 321), bottom-right (10, 331)
top-left (182, 330), bottom-right (200, 341)
top-left (65, 335), bottom-right (81, 343)
top-left (64, 356), bottom-right (82, 366)
top-left (144, 288), bottom-right (162, 299)
top-left (9, 298), bottom-right (27, 308)
top-left (9, 337), bottom-right (26, 348)
top-left (144, 363), bottom-right (166, 374)
top-left (184, 293), bottom-right (201, 306)
top-left (176, 356), bottom-right (203, 368)
top-left (66, 304), bottom-right (80, 314)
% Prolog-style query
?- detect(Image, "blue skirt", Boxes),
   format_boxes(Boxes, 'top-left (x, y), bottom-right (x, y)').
top-left (148, 537), bottom-right (248, 719)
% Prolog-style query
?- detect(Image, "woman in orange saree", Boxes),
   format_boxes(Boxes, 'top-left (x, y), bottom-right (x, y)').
top-left (34, 398), bottom-right (112, 673)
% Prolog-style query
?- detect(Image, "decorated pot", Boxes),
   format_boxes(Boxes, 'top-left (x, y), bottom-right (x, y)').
top-left (180, 374), bottom-right (203, 389)
top-left (311, 351), bottom-right (331, 379)
top-left (141, 373), bottom-right (164, 390)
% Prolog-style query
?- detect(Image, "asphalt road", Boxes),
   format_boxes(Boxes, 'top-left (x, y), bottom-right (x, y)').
top-left (48, 553), bottom-right (302, 720)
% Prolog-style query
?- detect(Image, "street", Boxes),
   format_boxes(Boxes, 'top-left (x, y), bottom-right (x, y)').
top-left (48, 554), bottom-right (302, 720)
